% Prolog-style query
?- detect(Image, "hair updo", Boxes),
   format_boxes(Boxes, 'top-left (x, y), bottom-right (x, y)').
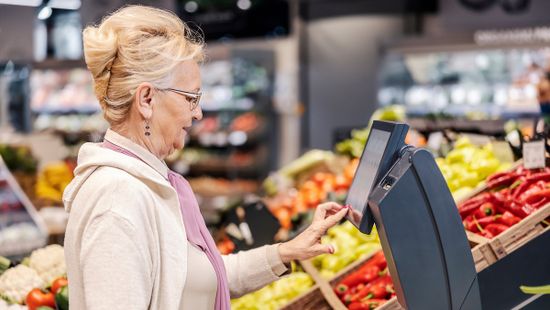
top-left (83, 5), bottom-right (204, 125)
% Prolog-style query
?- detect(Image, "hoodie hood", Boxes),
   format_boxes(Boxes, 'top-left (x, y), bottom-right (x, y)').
top-left (63, 130), bottom-right (171, 213)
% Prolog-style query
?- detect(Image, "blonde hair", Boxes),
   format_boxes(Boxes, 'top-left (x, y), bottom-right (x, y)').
top-left (83, 5), bottom-right (204, 125)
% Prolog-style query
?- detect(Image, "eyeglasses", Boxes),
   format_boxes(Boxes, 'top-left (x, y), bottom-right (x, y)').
top-left (159, 87), bottom-right (202, 111)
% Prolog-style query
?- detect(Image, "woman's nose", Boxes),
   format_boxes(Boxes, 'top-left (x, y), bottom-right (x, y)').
top-left (193, 107), bottom-right (203, 121)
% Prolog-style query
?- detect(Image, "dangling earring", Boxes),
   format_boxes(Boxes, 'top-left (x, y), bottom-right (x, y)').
top-left (145, 121), bottom-right (151, 136)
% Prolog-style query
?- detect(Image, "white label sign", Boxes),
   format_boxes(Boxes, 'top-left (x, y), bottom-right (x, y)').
top-left (523, 140), bottom-right (546, 169)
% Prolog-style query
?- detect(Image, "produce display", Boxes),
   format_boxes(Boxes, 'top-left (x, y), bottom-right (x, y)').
top-left (35, 162), bottom-right (74, 204)
top-left (0, 245), bottom-right (67, 309)
top-left (335, 105), bottom-right (405, 158)
top-left (263, 149), bottom-right (335, 197)
top-left (312, 222), bottom-right (381, 279)
top-left (333, 251), bottom-right (394, 309)
top-left (0, 146), bottom-right (38, 175)
top-left (266, 159), bottom-right (357, 229)
top-left (436, 137), bottom-right (511, 200)
top-left (231, 271), bottom-right (314, 310)
top-left (458, 165), bottom-right (550, 238)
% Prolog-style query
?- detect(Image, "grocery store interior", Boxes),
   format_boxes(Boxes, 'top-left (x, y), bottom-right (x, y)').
top-left (1, 0), bottom-right (550, 309)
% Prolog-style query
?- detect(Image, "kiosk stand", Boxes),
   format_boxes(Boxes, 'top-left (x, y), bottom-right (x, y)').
top-left (345, 121), bottom-right (481, 309)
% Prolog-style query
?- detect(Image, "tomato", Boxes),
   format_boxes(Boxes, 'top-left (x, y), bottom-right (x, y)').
top-left (26, 288), bottom-right (55, 310)
top-left (51, 277), bottom-right (69, 294)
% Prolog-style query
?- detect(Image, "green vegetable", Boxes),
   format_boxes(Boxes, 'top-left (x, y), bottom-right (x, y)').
top-left (55, 285), bottom-right (69, 310)
top-left (0, 256), bottom-right (10, 276)
top-left (520, 285), bottom-right (550, 295)
top-left (37, 307), bottom-right (56, 310)
top-left (21, 257), bottom-right (30, 267)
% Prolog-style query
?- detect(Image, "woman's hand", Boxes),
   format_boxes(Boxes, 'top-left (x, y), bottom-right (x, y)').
top-left (278, 202), bottom-right (350, 263)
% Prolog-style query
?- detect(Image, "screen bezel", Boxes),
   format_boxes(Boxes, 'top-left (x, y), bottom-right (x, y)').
top-left (345, 121), bottom-right (408, 233)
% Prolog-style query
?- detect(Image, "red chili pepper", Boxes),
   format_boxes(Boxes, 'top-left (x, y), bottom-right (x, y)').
top-left (359, 251), bottom-right (387, 271)
top-left (351, 275), bottom-right (392, 302)
top-left (487, 171), bottom-right (511, 183)
top-left (497, 211), bottom-right (521, 226)
top-left (465, 216), bottom-right (481, 232)
top-left (348, 301), bottom-right (370, 310)
top-left (476, 215), bottom-right (501, 228)
top-left (523, 189), bottom-right (550, 205)
top-left (336, 265), bottom-right (381, 295)
top-left (517, 181), bottom-right (548, 201)
top-left (485, 223), bottom-right (509, 236)
top-left (463, 215), bottom-right (475, 231)
top-left (498, 200), bottom-right (534, 219)
top-left (459, 198), bottom-right (487, 218)
top-left (487, 173), bottom-right (519, 190)
top-left (342, 293), bottom-right (354, 305)
top-left (526, 172), bottom-right (550, 183)
top-left (348, 299), bottom-right (387, 310)
top-left (480, 230), bottom-right (494, 239)
top-left (531, 198), bottom-right (550, 209)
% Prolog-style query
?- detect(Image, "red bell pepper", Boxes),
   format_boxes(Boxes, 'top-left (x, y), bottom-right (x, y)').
top-left (485, 223), bottom-right (509, 236)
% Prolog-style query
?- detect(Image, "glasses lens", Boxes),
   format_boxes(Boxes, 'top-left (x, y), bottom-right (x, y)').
top-left (189, 97), bottom-right (199, 110)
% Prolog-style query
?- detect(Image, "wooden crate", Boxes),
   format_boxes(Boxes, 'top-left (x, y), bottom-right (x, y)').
top-left (455, 160), bottom-right (550, 261)
top-left (461, 200), bottom-right (550, 260)
top-left (470, 240), bottom-right (497, 272)
top-left (476, 203), bottom-right (550, 259)
top-left (307, 251), bottom-right (395, 310)
top-left (378, 297), bottom-right (404, 310)
top-left (281, 285), bottom-right (331, 310)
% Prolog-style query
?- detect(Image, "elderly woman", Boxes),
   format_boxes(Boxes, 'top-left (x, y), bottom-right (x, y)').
top-left (63, 5), bottom-right (349, 310)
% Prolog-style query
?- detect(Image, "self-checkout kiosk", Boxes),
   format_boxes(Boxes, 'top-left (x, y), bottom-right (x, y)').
top-left (345, 120), bottom-right (481, 310)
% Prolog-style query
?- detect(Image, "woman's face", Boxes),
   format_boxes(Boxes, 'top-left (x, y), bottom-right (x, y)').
top-left (152, 60), bottom-right (202, 156)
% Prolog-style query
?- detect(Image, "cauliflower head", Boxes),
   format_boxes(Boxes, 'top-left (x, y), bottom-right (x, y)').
top-left (0, 265), bottom-right (44, 304)
top-left (29, 244), bottom-right (66, 285)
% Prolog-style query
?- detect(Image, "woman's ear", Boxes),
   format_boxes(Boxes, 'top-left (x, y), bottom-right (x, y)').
top-left (134, 82), bottom-right (155, 120)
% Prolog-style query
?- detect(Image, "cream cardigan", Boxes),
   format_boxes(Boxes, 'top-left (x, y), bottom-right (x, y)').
top-left (63, 129), bottom-right (288, 309)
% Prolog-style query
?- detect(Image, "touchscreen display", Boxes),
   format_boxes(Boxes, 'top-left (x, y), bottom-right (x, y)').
top-left (345, 128), bottom-right (391, 223)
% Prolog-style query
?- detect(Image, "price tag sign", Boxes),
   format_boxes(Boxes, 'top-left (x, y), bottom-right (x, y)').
top-left (523, 140), bottom-right (546, 169)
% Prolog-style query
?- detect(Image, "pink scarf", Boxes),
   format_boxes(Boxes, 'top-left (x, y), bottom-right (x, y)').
top-left (102, 140), bottom-right (231, 310)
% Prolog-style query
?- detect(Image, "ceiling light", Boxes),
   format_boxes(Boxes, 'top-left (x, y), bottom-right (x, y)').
top-left (237, 0), bottom-right (251, 10)
top-left (37, 5), bottom-right (52, 20)
top-left (184, 1), bottom-right (198, 13)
